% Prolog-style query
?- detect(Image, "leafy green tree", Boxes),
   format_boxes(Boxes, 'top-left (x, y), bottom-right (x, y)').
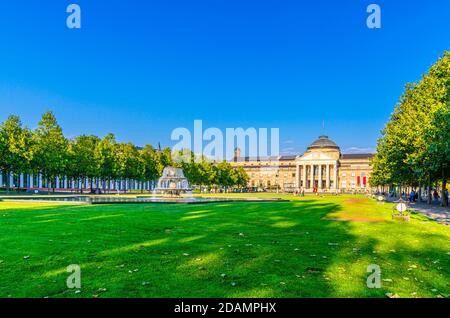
top-left (214, 161), bottom-right (234, 191)
top-left (372, 52), bottom-right (449, 205)
top-left (197, 158), bottom-right (216, 190)
top-left (0, 115), bottom-right (33, 191)
top-left (94, 133), bottom-right (117, 192)
top-left (234, 166), bottom-right (249, 189)
top-left (159, 147), bottom-right (174, 169)
top-left (31, 112), bottom-right (67, 192)
top-left (67, 135), bottom-right (100, 193)
top-left (115, 142), bottom-right (144, 191)
top-left (141, 145), bottom-right (163, 189)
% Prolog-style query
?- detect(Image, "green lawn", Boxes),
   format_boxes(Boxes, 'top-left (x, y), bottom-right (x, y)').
top-left (0, 194), bottom-right (448, 298)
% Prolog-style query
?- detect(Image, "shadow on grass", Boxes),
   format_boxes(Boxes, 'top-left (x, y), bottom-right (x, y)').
top-left (0, 197), bottom-right (448, 298)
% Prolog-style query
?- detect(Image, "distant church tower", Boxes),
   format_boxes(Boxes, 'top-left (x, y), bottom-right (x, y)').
top-left (234, 147), bottom-right (241, 162)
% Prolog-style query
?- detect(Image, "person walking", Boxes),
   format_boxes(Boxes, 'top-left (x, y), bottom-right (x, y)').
top-left (409, 189), bottom-right (416, 203)
top-left (433, 189), bottom-right (440, 203)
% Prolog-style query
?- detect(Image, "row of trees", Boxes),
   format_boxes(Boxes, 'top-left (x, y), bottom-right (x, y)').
top-left (0, 112), bottom-right (249, 192)
top-left (371, 52), bottom-right (449, 206)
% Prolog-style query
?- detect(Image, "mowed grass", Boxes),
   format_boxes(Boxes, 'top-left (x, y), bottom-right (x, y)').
top-left (0, 194), bottom-right (448, 298)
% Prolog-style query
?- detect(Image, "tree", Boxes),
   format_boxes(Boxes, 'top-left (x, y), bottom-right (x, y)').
top-left (372, 52), bottom-right (450, 205)
top-left (115, 142), bottom-right (144, 191)
top-left (67, 135), bottom-right (100, 193)
top-left (141, 145), bottom-right (163, 190)
top-left (159, 147), bottom-right (174, 169)
top-left (94, 133), bottom-right (117, 192)
top-left (0, 115), bottom-right (33, 191)
top-left (234, 167), bottom-right (249, 189)
top-left (214, 161), bottom-right (235, 191)
top-left (32, 112), bottom-right (68, 192)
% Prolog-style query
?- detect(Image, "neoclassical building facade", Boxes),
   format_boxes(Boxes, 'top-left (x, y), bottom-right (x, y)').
top-left (231, 135), bottom-right (374, 192)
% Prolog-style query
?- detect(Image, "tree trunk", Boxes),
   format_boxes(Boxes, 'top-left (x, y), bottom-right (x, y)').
top-left (441, 168), bottom-right (447, 207)
top-left (427, 174), bottom-right (432, 205)
top-left (5, 171), bottom-right (10, 193)
top-left (418, 184), bottom-right (422, 202)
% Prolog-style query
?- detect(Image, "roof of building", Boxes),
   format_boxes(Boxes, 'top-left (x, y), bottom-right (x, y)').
top-left (341, 153), bottom-right (374, 160)
top-left (307, 135), bottom-right (340, 150)
top-left (279, 155), bottom-right (298, 161)
top-left (234, 155), bottom-right (296, 162)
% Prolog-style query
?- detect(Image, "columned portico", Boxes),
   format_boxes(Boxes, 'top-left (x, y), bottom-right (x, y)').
top-left (318, 164), bottom-right (322, 189)
top-left (295, 162), bottom-right (337, 191)
top-left (302, 164), bottom-right (306, 189)
top-left (326, 165), bottom-right (330, 188)
top-left (295, 136), bottom-right (341, 192)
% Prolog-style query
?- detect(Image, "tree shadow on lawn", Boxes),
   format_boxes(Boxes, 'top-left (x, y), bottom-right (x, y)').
top-left (1, 198), bottom-right (448, 298)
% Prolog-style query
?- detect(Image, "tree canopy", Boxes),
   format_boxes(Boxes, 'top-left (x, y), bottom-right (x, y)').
top-left (371, 52), bottom-right (449, 205)
top-left (0, 112), bottom-right (249, 192)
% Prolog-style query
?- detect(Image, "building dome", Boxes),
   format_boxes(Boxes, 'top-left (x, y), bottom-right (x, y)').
top-left (307, 135), bottom-right (340, 150)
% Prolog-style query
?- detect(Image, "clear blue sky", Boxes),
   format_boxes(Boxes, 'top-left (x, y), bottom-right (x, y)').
top-left (0, 0), bottom-right (449, 155)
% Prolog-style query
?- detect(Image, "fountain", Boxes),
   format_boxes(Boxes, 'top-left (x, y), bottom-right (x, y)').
top-left (155, 166), bottom-right (191, 196)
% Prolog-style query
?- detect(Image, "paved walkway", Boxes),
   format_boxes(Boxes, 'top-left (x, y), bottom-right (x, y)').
top-left (409, 202), bottom-right (450, 225)
top-left (386, 196), bottom-right (449, 225)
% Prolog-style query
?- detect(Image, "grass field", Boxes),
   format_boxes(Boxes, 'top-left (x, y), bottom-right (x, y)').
top-left (0, 194), bottom-right (448, 298)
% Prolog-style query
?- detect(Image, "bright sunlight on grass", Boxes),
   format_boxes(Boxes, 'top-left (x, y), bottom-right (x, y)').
top-left (0, 194), bottom-right (448, 298)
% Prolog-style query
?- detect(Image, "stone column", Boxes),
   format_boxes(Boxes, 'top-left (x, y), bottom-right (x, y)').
top-left (310, 164), bottom-right (314, 189)
top-left (64, 178), bottom-right (68, 189)
top-left (296, 165), bottom-right (300, 189)
top-left (326, 165), bottom-right (330, 189)
top-left (302, 164), bottom-right (306, 189)
top-left (9, 173), bottom-right (14, 188)
top-left (334, 163), bottom-right (338, 190)
top-left (29, 174), bottom-right (34, 189)
top-left (318, 165), bottom-right (322, 189)
top-left (38, 174), bottom-right (43, 188)
top-left (0, 171), bottom-right (3, 187)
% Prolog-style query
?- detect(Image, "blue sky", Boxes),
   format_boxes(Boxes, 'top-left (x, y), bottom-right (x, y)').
top-left (0, 0), bottom-right (449, 155)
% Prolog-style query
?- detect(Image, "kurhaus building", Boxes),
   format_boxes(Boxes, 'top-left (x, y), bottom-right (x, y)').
top-left (230, 135), bottom-right (374, 192)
